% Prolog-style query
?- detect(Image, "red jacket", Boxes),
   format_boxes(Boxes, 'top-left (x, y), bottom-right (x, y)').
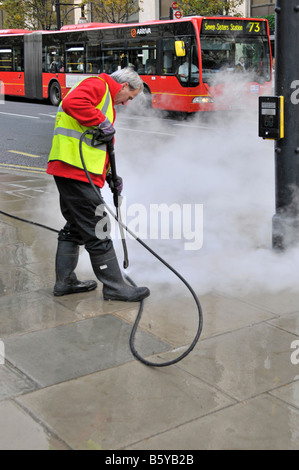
top-left (47, 74), bottom-right (122, 187)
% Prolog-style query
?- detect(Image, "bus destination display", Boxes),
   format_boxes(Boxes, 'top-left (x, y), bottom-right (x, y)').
top-left (201, 19), bottom-right (266, 35)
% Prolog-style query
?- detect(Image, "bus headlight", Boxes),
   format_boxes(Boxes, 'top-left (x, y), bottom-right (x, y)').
top-left (192, 96), bottom-right (214, 104)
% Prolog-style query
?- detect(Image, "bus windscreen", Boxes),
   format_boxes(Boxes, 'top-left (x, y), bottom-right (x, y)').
top-left (200, 20), bottom-right (271, 86)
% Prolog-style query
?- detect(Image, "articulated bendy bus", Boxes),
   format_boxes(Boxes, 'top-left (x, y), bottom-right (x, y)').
top-left (0, 16), bottom-right (272, 112)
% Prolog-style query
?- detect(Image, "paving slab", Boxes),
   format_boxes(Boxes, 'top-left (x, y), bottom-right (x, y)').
top-left (235, 290), bottom-right (299, 316)
top-left (0, 265), bottom-right (46, 297)
top-left (162, 323), bottom-right (299, 401)
top-left (126, 394), bottom-right (299, 450)
top-left (114, 291), bottom-right (279, 346)
top-left (268, 310), bottom-right (299, 336)
top-left (51, 288), bottom-right (140, 319)
top-left (0, 364), bottom-right (36, 401)
top-left (17, 361), bottom-right (234, 450)
top-left (269, 381), bottom-right (299, 408)
top-left (0, 290), bottom-right (81, 337)
top-left (0, 400), bottom-right (69, 450)
top-left (5, 314), bottom-right (170, 387)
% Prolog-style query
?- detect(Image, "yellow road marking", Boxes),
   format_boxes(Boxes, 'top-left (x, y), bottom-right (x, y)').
top-left (0, 162), bottom-right (46, 174)
top-left (8, 150), bottom-right (41, 158)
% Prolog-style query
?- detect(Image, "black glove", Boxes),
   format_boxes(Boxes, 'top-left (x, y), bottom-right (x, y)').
top-left (98, 117), bottom-right (115, 141)
top-left (106, 172), bottom-right (123, 195)
top-left (91, 118), bottom-right (115, 145)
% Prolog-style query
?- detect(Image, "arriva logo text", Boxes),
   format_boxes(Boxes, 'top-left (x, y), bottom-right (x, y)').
top-left (136, 27), bottom-right (151, 35)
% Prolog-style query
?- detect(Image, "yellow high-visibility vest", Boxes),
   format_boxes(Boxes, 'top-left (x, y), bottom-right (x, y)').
top-left (48, 77), bottom-right (114, 175)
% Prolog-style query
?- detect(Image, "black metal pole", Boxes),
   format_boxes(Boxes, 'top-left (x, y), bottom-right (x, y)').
top-left (273, 0), bottom-right (299, 249)
top-left (55, 0), bottom-right (61, 30)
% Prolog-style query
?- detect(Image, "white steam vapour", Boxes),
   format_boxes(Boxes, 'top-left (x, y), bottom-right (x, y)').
top-left (72, 74), bottom-right (299, 298)
top-left (100, 101), bottom-right (299, 297)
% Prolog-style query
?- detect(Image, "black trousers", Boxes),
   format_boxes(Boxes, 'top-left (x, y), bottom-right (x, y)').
top-left (54, 176), bottom-right (112, 256)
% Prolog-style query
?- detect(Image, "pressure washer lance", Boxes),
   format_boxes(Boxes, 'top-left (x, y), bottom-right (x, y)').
top-left (90, 128), bottom-right (128, 269)
top-left (0, 130), bottom-right (203, 368)
top-left (107, 139), bottom-right (129, 269)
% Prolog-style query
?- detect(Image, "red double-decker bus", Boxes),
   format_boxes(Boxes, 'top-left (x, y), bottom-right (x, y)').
top-left (0, 16), bottom-right (272, 112)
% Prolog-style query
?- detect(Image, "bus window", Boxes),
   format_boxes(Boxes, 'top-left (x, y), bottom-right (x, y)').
top-left (86, 43), bottom-right (100, 74)
top-left (162, 38), bottom-right (176, 74)
top-left (240, 38), bottom-right (271, 83)
top-left (176, 37), bottom-right (199, 87)
top-left (0, 48), bottom-right (13, 71)
top-left (101, 42), bottom-right (127, 74)
top-left (44, 44), bottom-right (64, 73)
top-left (65, 44), bottom-right (85, 73)
top-left (145, 55), bottom-right (156, 74)
top-left (201, 36), bottom-right (271, 85)
top-left (14, 46), bottom-right (23, 71)
top-left (201, 38), bottom-right (231, 83)
top-left (127, 40), bottom-right (157, 75)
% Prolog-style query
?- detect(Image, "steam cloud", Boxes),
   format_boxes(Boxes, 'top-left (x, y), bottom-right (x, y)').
top-left (76, 85), bottom-right (299, 297)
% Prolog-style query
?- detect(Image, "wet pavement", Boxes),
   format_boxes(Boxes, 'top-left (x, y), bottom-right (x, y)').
top-left (0, 169), bottom-right (299, 450)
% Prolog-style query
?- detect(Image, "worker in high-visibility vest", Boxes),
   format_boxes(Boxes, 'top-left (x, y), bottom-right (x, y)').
top-left (47, 67), bottom-right (150, 302)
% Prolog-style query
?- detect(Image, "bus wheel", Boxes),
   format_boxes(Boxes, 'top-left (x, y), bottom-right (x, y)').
top-left (49, 81), bottom-right (61, 106)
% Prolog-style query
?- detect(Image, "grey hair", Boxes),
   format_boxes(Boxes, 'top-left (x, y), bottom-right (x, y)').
top-left (110, 67), bottom-right (144, 92)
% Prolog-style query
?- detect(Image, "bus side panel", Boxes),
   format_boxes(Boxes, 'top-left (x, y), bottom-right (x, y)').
top-left (24, 33), bottom-right (43, 100)
top-left (142, 76), bottom-right (207, 113)
top-left (0, 72), bottom-right (26, 97)
top-left (0, 72), bottom-right (16, 96)
top-left (12, 71), bottom-right (26, 96)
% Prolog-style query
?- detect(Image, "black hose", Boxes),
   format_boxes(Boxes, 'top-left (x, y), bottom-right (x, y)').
top-left (0, 210), bottom-right (59, 233)
top-left (79, 130), bottom-right (203, 367)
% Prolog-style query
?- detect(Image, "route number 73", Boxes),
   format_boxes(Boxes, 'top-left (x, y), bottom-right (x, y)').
top-left (248, 22), bottom-right (260, 33)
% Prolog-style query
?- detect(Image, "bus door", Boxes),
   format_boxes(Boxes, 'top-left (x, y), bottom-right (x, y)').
top-left (24, 33), bottom-right (43, 100)
top-left (12, 42), bottom-right (25, 95)
top-left (175, 36), bottom-right (199, 87)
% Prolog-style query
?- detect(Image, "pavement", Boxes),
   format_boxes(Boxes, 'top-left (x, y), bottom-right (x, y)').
top-left (0, 168), bottom-right (299, 451)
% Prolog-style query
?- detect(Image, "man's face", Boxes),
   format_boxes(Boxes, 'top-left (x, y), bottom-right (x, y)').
top-left (115, 82), bottom-right (140, 105)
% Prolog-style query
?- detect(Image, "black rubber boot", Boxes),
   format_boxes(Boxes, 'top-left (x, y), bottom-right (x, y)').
top-left (54, 241), bottom-right (97, 297)
top-left (90, 247), bottom-right (150, 302)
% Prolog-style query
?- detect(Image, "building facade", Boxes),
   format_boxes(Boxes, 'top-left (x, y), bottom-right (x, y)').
top-left (70, 0), bottom-right (250, 25)
top-left (139, 0), bottom-right (248, 22)
top-left (0, 1), bottom-right (276, 30)
top-left (250, 0), bottom-right (275, 17)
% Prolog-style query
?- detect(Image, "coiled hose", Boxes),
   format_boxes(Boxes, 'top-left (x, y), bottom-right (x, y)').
top-left (79, 130), bottom-right (203, 367)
